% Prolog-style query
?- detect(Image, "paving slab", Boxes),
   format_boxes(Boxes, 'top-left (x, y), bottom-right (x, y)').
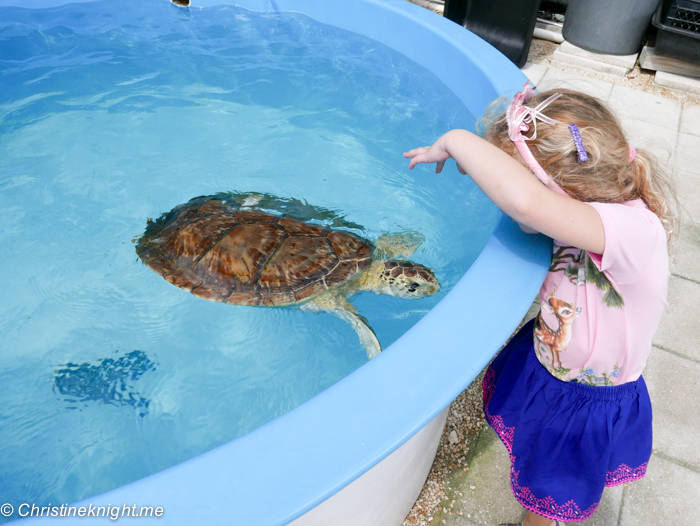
top-left (644, 346), bottom-right (700, 468)
top-left (671, 136), bottom-right (700, 227)
top-left (430, 428), bottom-right (524, 526)
top-left (617, 114), bottom-right (676, 167)
top-left (672, 223), bottom-right (700, 282)
top-left (675, 170), bottom-right (700, 225)
top-left (654, 71), bottom-right (700, 97)
top-left (521, 62), bottom-right (548, 87)
top-left (551, 52), bottom-right (630, 79)
top-left (556, 42), bottom-right (639, 69)
top-left (607, 84), bottom-right (682, 130)
top-left (673, 132), bottom-right (700, 176)
top-left (680, 102), bottom-right (700, 136)
top-left (653, 275), bottom-right (700, 362)
top-left (538, 68), bottom-right (614, 101)
top-left (618, 453), bottom-right (700, 526)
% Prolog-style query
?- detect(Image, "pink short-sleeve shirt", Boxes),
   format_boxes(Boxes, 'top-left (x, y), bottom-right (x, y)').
top-left (533, 199), bottom-right (669, 385)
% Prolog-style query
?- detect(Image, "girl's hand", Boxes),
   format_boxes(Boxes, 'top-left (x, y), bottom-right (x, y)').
top-left (404, 137), bottom-right (467, 175)
top-left (403, 129), bottom-right (605, 253)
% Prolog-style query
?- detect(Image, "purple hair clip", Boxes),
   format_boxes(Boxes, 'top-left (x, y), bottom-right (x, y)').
top-left (568, 123), bottom-right (588, 162)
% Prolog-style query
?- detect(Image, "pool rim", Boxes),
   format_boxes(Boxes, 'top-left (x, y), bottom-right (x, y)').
top-left (0, 0), bottom-right (552, 524)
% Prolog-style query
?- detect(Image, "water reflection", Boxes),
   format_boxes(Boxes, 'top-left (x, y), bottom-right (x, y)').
top-left (53, 350), bottom-right (156, 417)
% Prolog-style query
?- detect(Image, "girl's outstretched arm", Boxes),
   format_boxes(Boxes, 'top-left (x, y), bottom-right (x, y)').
top-left (405, 129), bottom-right (605, 254)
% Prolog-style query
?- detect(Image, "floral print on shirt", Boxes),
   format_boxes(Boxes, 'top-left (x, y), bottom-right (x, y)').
top-left (534, 244), bottom-right (625, 382)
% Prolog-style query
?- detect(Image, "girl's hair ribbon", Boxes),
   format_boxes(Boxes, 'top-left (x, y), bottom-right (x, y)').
top-left (506, 83), bottom-right (569, 197)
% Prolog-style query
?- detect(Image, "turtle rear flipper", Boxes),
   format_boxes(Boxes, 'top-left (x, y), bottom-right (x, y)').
top-left (302, 295), bottom-right (381, 359)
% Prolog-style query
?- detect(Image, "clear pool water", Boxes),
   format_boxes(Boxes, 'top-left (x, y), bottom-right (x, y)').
top-left (0, 0), bottom-right (499, 514)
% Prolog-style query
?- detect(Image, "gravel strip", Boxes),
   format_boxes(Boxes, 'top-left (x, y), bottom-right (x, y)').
top-left (401, 371), bottom-right (489, 526)
top-left (401, 308), bottom-right (540, 526)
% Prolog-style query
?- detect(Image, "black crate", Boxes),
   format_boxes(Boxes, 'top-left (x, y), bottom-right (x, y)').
top-left (653, 0), bottom-right (700, 65)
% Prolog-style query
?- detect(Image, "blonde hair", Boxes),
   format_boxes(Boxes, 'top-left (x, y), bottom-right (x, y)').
top-left (478, 89), bottom-right (680, 244)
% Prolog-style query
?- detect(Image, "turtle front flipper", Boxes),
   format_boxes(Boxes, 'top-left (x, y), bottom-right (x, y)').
top-left (328, 304), bottom-right (381, 359)
top-left (302, 295), bottom-right (381, 359)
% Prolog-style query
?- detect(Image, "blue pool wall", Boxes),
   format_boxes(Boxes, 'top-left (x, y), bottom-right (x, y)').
top-left (1, 0), bottom-right (552, 524)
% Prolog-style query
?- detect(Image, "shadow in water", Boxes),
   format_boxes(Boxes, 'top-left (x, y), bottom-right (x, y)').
top-left (141, 191), bottom-right (366, 243)
top-left (53, 350), bottom-right (156, 417)
top-left (195, 191), bottom-right (365, 231)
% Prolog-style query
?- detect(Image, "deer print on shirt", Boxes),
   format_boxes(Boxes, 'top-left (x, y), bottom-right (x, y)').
top-left (535, 295), bottom-right (581, 372)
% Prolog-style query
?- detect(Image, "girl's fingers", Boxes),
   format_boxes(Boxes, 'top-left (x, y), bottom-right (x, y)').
top-left (403, 146), bottom-right (429, 158)
top-left (405, 135), bottom-right (461, 174)
top-left (405, 145), bottom-right (453, 173)
top-left (408, 156), bottom-right (425, 169)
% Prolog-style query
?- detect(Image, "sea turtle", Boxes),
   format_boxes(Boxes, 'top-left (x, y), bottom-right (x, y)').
top-left (135, 194), bottom-right (440, 358)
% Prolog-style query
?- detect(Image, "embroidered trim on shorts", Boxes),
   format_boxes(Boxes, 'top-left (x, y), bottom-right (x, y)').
top-left (482, 367), bottom-right (647, 522)
top-left (606, 462), bottom-right (648, 486)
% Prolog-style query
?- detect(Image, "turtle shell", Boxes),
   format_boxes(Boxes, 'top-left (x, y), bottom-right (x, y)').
top-left (136, 197), bottom-right (373, 306)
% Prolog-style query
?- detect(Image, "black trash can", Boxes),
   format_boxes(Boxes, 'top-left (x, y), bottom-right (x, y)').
top-left (563, 0), bottom-right (661, 55)
top-left (444, 0), bottom-right (541, 68)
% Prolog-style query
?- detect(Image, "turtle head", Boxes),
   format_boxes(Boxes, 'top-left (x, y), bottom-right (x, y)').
top-left (378, 260), bottom-right (440, 299)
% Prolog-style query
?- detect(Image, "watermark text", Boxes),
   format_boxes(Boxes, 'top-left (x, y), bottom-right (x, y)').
top-left (1, 503), bottom-right (164, 520)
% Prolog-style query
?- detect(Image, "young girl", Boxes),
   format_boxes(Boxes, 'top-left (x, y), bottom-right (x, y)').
top-left (404, 85), bottom-right (678, 526)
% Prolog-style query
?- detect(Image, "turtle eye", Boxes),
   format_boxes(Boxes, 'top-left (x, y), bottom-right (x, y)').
top-left (407, 283), bottom-right (419, 293)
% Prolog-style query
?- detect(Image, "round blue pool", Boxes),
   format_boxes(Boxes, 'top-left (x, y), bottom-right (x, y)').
top-left (0, 0), bottom-right (550, 524)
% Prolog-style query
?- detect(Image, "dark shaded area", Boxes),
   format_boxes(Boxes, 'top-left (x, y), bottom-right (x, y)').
top-left (540, 0), bottom-right (568, 14)
top-left (653, 0), bottom-right (700, 66)
top-left (53, 350), bottom-right (156, 416)
top-left (444, 0), bottom-right (540, 67)
top-left (171, 0), bottom-right (190, 6)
